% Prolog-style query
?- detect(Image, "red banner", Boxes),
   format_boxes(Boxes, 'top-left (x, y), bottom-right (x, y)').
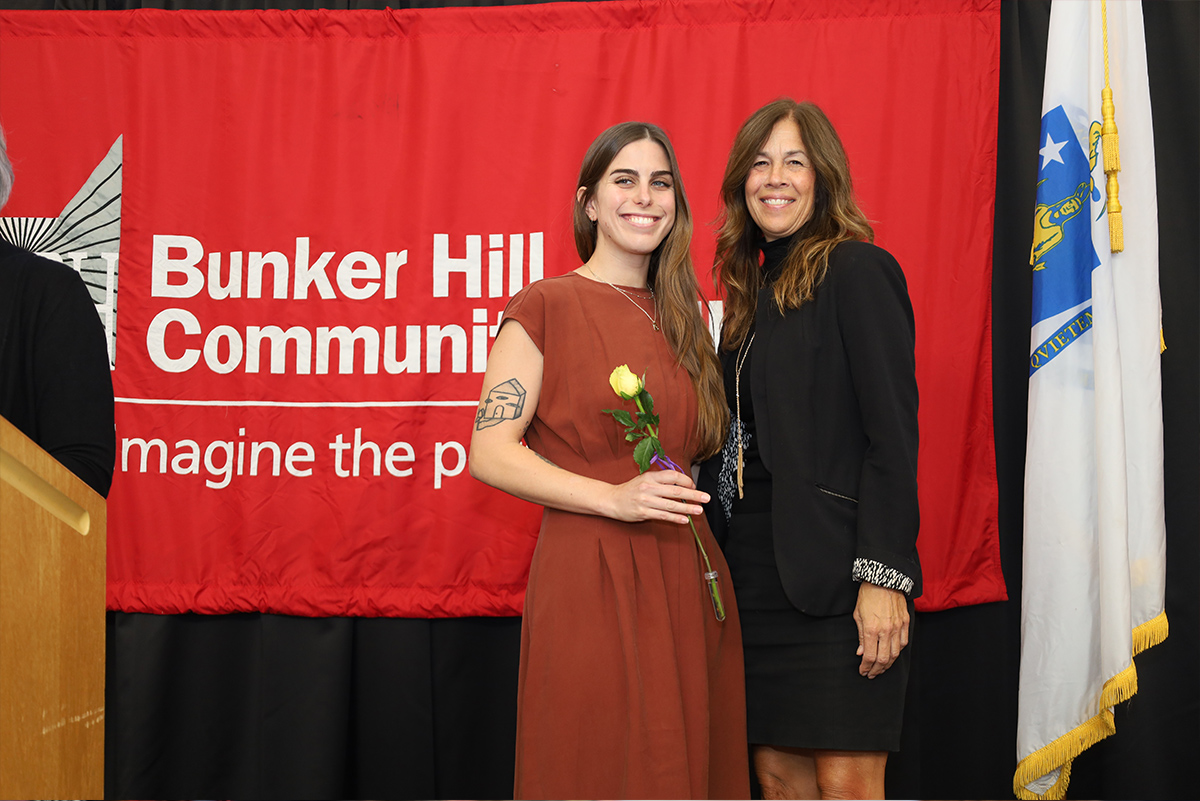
top-left (0, 0), bottom-right (1004, 616)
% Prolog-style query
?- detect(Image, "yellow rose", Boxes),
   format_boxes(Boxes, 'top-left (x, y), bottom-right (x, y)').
top-left (609, 364), bottom-right (642, 399)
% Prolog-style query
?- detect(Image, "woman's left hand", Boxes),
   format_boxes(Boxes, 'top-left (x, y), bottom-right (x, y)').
top-left (853, 582), bottom-right (910, 679)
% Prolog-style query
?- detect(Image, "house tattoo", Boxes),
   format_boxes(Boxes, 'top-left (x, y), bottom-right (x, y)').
top-left (475, 378), bottom-right (527, 430)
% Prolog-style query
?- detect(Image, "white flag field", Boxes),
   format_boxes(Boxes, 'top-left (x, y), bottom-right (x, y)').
top-left (1015, 1), bottom-right (1167, 799)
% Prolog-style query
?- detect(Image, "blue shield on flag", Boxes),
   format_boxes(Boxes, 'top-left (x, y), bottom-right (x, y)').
top-left (1029, 104), bottom-right (1101, 327)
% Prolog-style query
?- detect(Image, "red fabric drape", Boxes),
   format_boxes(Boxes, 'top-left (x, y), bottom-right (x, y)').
top-left (0, 0), bottom-right (1003, 615)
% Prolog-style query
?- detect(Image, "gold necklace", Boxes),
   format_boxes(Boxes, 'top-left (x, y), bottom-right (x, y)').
top-left (584, 265), bottom-right (659, 331)
top-left (734, 331), bottom-right (755, 498)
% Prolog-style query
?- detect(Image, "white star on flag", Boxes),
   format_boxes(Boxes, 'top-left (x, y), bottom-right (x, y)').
top-left (1039, 133), bottom-right (1067, 170)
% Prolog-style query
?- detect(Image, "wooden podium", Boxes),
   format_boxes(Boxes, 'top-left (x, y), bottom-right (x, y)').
top-left (0, 415), bottom-right (105, 798)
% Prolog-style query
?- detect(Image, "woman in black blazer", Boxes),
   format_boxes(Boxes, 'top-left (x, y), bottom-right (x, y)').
top-left (700, 99), bottom-right (920, 799)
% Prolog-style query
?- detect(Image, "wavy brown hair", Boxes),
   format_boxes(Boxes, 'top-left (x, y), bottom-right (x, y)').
top-left (714, 99), bottom-right (874, 351)
top-left (575, 122), bottom-right (728, 459)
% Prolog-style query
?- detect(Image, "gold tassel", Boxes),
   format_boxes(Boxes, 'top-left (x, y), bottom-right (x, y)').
top-left (1107, 209), bottom-right (1123, 252)
top-left (1102, 90), bottom-right (1123, 252)
top-left (1106, 170), bottom-right (1124, 252)
top-left (1101, 87), bottom-right (1121, 173)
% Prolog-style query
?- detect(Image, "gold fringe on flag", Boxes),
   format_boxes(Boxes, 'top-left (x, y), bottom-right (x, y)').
top-left (1101, 0), bottom-right (1124, 252)
top-left (1133, 609), bottom-right (1169, 656)
top-left (1013, 611), bottom-right (1170, 801)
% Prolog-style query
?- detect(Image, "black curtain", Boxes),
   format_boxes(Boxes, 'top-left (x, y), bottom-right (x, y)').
top-left (106, 613), bottom-right (524, 798)
top-left (87, 1), bottom-right (1200, 798)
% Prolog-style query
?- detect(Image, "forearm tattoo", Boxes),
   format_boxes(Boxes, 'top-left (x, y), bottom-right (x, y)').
top-left (475, 378), bottom-right (527, 430)
top-left (534, 452), bottom-right (559, 469)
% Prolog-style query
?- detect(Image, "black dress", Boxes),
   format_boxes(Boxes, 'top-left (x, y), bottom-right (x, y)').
top-left (715, 236), bottom-right (912, 751)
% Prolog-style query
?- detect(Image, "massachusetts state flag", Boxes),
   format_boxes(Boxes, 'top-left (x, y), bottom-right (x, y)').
top-left (1015, 2), bottom-right (1167, 798)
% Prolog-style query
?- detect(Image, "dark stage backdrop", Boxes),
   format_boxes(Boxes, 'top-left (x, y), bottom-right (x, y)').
top-left (12, 0), bottom-right (1192, 798)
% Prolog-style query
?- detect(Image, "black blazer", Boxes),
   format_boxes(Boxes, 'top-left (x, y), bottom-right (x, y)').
top-left (701, 240), bottom-right (921, 616)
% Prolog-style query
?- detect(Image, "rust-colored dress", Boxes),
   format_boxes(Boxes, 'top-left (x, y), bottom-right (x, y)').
top-left (502, 273), bottom-right (749, 800)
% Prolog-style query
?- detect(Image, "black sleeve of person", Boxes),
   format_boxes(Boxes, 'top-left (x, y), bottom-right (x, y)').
top-left (834, 242), bottom-right (921, 593)
top-left (27, 257), bottom-right (117, 497)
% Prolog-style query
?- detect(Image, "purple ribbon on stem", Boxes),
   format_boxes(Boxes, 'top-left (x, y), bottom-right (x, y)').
top-left (650, 452), bottom-right (726, 622)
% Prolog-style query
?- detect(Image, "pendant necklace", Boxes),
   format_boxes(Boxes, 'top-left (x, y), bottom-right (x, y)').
top-left (734, 331), bottom-right (755, 498)
top-left (584, 265), bottom-right (658, 331)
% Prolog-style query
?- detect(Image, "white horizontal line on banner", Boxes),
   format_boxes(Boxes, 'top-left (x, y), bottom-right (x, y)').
top-left (115, 397), bottom-right (478, 408)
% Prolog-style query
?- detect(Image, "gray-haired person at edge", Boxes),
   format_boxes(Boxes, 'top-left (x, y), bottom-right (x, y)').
top-left (699, 98), bottom-right (920, 800)
top-left (0, 123), bottom-right (116, 496)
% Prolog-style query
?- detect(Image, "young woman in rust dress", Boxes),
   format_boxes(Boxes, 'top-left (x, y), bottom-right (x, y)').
top-left (469, 121), bottom-right (748, 800)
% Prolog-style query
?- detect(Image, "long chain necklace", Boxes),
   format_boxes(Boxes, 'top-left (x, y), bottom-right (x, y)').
top-left (584, 265), bottom-right (659, 331)
top-left (734, 331), bottom-right (755, 498)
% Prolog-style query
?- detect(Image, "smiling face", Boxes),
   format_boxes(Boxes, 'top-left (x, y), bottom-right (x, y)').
top-left (582, 137), bottom-right (676, 265)
top-left (744, 118), bottom-right (816, 242)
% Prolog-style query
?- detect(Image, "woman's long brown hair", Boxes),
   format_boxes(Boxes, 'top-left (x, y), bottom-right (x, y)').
top-left (575, 122), bottom-right (728, 459)
top-left (714, 99), bottom-right (875, 351)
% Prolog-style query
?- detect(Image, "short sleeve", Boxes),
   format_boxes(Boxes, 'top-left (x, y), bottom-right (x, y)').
top-left (500, 280), bottom-right (548, 352)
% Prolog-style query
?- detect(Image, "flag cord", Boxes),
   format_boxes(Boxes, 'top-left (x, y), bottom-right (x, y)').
top-left (1101, 0), bottom-right (1124, 252)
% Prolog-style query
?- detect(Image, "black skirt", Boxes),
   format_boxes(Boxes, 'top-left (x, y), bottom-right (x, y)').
top-left (723, 511), bottom-right (912, 752)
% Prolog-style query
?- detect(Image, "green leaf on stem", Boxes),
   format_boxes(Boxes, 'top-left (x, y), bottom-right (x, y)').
top-left (637, 411), bottom-right (660, 430)
top-left (604, 408), bottom-right (635, 428)
top-left (639, 387), bottom-right (654, 415)
top-left (632, 436), bottom-right (656, 474)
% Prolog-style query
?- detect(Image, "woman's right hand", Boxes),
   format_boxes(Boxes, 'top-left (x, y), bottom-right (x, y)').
top-left (472, 322), bottom-right (709, 524)
top-left (606, 470), bottom-right (709, 525)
